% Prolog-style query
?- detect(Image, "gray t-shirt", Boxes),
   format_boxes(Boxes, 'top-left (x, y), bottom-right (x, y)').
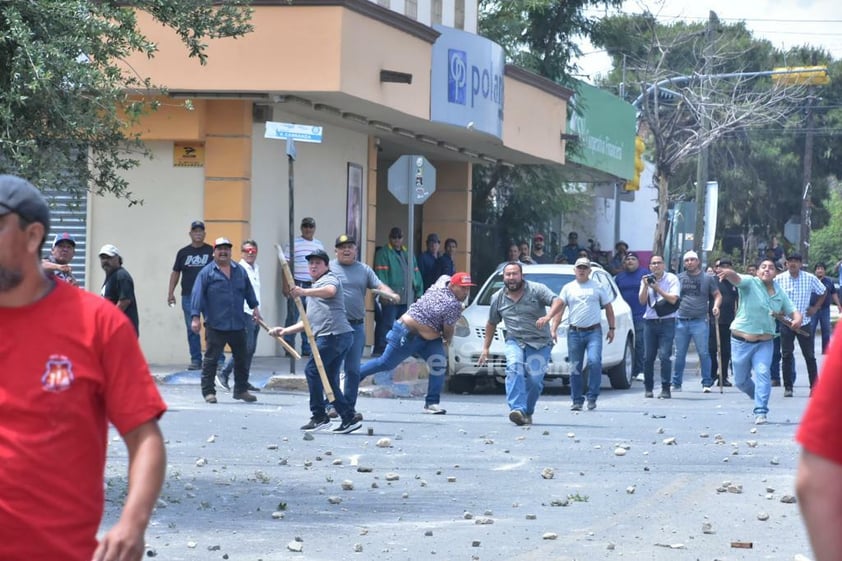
top-left (329, 259), bottom-right (381, 322)
top-left (559, 278), bottom-right (611, 327)
top-left (677, 271), bottom-right (718, 319)
top-left (488, 281), bottom-right (557, 349)
top-left (307, 271), bottom-right (353, 337)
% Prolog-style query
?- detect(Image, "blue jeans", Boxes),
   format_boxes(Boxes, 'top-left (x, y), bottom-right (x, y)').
top-left (375, 304), bottom-right (406, 353)
top-left (631, 317), bottom-right (645, 375)
top-left (567, 328), bottom-right (603, 404)
top-left (672, 318), bottom-right (712, 387)
top-left (360, 321), bottom-right (446, 406)
top-left (643, 319), bottom-right (675, 392)
top-left (306, 332), bottom-right (354, 422)
top-left (504, 340), bottom-right (551, 415)
top-left (731, 337), bottom-right (773, 415)
top-left (810, 307), bottom-right (832, 354)
top-left (182, 297), bottom-right (202, 364)
top-left (222, 313), bottom-right (259, 378)
top-left (341, 322), bottom-right (367, 410)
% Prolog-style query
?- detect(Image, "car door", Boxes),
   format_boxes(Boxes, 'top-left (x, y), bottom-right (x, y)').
top-left (591, 269), bottom-right (623, 366)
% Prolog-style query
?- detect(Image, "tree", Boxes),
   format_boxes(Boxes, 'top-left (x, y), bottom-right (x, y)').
top-left (474, 0), bottom-right (621, 270)
top-left (0, 0), bottom-right (252, 204)
top-left (593, 12), bottom-right (817, 255)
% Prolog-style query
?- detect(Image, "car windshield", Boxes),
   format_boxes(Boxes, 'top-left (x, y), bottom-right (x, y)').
top-left (475, 273), bottom-right (576, 305)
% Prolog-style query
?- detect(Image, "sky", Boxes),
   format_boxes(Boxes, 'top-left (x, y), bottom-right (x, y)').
top-left (574, 0), bottom-right (842, 84)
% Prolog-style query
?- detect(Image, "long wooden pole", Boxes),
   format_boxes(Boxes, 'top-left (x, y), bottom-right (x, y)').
top-left (276, 244), bottom-right (334, 402)
top-left (256, 317), bottom-right (301, 360)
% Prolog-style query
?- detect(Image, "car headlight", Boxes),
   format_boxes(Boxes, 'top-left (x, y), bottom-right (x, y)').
top-left (454, 316), bottom-right (470, 337)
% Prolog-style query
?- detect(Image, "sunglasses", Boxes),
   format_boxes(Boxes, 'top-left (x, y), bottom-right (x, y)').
top-left (242, 248), bottom-right (257, 254)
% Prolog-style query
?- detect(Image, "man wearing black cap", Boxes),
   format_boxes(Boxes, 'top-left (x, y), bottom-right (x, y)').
top-left (0, 174), bottom-right (166, 561)
top-left (418, 232), bottom-right (442, 290)
top-left (531, 233), bottom-right (551, 264)
top-left (168, 220), bottom-right (214, 370)
top-left (42, 232), bottom-right (78, 286)
top-left (330, 234), bottom-right (398, 416)
top-left (373, 226), bottom-right (422, 355)
top-left (282, 217), bottom-right (325, 356)
top-left (560, 231), bottom-right (586, 264)
top-left (270, 249), bottom-right (361, 433)
top-left (191, 237), bottom-right (262, 404)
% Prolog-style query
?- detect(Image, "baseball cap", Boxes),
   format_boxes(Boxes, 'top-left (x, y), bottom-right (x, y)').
top-left (0, 174), bottom-right (50, 231)
top-left (389, 226), bottom-right (403, 239)
top-left (213, 237), bottom-right (233, 248)
top-left (787, 252), bottom-right (803, 261)
top-left (450, 272), bottom-right (476, 287)
top-left (52, 232), bottom-right (76, 248)
top-left (305, 249), bottom-right (330, 264)
top-left (625, 252), bottom-right (638, 260)
top-left (574, 257), bottom-right (591, 268)
top-left (301, 217), bottom-right (316, 227)
top-left (98, 244), bottom-right (120, 257)
top-left (335, 233), bottom-right (356, 247)
top-left (533, 233), bottom-right (544, 241)
top-left (190, 220), bottom-right (205, 230)
top-left (426, 233), bottom-right (441, 243)
top-left (683, 250), bottom-right (699, 261)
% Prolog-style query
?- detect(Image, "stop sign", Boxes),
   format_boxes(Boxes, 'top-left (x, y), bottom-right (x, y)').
top-left (388, 155), bottom-right (436, 205)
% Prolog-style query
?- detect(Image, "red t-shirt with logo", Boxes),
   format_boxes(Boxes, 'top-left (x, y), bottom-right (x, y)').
top-left (0, 280), bottom-right (166, 561)
top-left (796, 329), bottom-right (842, 465)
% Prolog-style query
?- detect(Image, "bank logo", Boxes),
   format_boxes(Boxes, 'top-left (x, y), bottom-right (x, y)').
top-left (447, 49), bottom-right (467, 105)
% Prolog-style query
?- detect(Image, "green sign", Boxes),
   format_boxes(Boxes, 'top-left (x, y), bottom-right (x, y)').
top-left (566, 80), bottom-right (636, 180)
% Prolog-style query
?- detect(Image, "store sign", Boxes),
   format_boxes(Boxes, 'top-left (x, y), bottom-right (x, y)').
top-left (431, 25), bottom-right (504, 139)
top-left (173, 142), bottom-right (205, 167)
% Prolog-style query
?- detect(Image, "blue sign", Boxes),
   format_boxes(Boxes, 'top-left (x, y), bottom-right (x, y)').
top-left (431, 25), bottom-right (504, 139)
top-left (264, 121), bottom-right (323, 144)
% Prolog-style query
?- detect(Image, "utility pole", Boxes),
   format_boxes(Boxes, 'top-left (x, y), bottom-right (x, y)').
top-left (801, 92), bottom-right (815, 261)
top-left (693, 11), bottom-right (717, 255)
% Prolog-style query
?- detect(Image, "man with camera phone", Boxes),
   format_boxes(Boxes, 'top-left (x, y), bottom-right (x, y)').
top-left (638, 255), bottom-right (680, 399)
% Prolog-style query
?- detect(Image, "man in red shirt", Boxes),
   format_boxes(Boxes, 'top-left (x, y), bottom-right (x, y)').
top-left (796, 337), bottom-right (842, 560)
top-left (0, 174), bottom-right (167, 561)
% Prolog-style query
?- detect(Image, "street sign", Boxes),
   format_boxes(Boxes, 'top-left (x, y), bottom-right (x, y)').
top-left (387, 155), bottom-right (436, 205)
top-left (264, 121), bottom-right (323, 143)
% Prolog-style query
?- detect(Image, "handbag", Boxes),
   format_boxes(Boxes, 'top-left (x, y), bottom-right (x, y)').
top-left (652, 295), bottom-right (681, 317)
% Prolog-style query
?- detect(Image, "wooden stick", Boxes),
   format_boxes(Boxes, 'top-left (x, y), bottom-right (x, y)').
top-left (276, 245), bottom-right (334, 402)
top-left (771, 311), bottom-right (810, 337)
top-left (255, 317), bottom-right (301, 360)
top-left (716, 321), bottom-right (724, 394)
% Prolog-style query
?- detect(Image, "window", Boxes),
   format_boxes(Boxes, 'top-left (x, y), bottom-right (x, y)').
top-left (432, 0), bottom-right (442, 24)
top-left (454, 0), bottom-right (465, 29)
top-left (405, 0), bottom-right (417, 19)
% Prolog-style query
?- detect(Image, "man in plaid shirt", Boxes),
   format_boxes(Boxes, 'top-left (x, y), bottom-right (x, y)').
top-left (775, 253), bottom-right (825, 397)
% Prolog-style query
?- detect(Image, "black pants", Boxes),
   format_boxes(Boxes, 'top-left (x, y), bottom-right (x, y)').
top-left (780, 324), bottom-right (818, 390)
top-left (708, 321), bottom-right (732, 380)
top-left (202, 327), bottom-right (249, 396)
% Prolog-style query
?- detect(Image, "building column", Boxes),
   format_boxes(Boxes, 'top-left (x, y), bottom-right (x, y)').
top-left (203, 100), bottom-right (253, 244)
top-left (422, 160), bottom-right (472, 272)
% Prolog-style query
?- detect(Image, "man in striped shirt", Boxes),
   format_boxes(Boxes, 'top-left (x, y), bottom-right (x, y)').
top-left (775, 253), bottom-right (825, 397)
top-left (282, 217), bottom-right (325, 356)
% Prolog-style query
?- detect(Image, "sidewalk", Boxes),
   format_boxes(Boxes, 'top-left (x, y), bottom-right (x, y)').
top-left (149, 354), bottom-right (433, 398)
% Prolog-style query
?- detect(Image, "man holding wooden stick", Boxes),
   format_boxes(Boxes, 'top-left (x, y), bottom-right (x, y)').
top-left (270, 249), bottom-right (361, 434)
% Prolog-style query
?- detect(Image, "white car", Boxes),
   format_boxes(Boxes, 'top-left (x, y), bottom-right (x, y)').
top-left (447, 263), bottom-right (635, 393)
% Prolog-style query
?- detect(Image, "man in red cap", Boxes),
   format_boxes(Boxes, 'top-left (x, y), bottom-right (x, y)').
top-left (531, 233), bottom-right (552, 264)
top-left (359, 272), bottom-right (475, 414)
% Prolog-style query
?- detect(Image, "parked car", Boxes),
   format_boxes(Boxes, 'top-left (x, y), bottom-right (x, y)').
top-left (448, 263), bottom-right (635, 394)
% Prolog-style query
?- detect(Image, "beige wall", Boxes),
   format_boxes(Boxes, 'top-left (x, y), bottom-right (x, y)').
top-left (503, 77), bottom-right (567, 164)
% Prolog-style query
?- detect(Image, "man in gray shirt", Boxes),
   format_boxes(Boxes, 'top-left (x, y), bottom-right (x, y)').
top-left (672, 251), bottom-right (721, 392)
top-left (478, 262), bottom-right (564, 426)
top-left (330, 234), bottom-right (398, 416)
top-left (270, 249), bottom-right (360, 434)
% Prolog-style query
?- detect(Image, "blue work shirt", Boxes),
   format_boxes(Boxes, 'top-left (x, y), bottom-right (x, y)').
top-left (615, 267), bottom-right (650, 321)
top-left (191, 260), bottom-right (259, 331)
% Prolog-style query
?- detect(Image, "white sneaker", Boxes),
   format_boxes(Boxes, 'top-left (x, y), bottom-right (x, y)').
top-left (754, 414), bottom-right (767, 425)
top-left (635, 373), bottom-right (645, 382)
top-left (423, 404), bottom-right (446, 415)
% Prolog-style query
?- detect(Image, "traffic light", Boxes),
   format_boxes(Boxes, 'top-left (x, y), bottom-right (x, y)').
top-left (625, 135), bottom-right (645, 191)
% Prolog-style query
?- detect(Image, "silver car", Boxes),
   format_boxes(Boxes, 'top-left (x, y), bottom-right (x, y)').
top-left (447, 263), bottom-right (635, 393)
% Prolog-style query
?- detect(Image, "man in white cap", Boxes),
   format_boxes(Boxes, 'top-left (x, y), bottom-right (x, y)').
top-left (191, 237), bottom-right (262, 404)
top-left (99, 243), bottom-right (139, 336)
top-left (671, 250), bottom-right (721, 392)
top-left (551, 257), bottom-right (616, 411)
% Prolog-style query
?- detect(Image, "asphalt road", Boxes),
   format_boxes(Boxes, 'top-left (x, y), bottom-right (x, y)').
top-left (100, 361), bottom-right (819, 561)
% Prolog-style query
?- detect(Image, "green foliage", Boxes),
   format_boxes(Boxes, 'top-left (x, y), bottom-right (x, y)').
top-left (0, 0), bottom-right (252, 204)
top-left (810, 182), bottom-right (842, 267)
